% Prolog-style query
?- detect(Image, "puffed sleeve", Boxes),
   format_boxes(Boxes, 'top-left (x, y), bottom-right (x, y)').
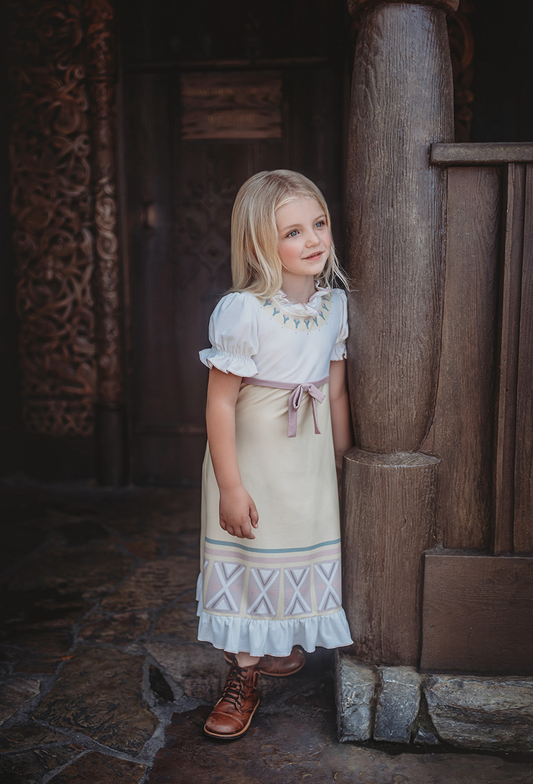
top-left (199, 292), bottom-right (259, 376)
top-left (331, 289), bottom-right (348, 361)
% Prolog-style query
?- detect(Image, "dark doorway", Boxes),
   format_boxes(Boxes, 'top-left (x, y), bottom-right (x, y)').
top-left (118, 0), bottom-right (349, 484)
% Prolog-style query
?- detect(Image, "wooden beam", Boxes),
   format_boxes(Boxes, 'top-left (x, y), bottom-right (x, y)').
top-left (421, 167), bottom-right (501, 549)
top-left (514, 164), bottom-right (533, 552)
top-left (431, 142), bottom-right (533, 166)
top-left (421, 553), bottom-right (533, 674)
top-left (493, 164), bottom-right (526, 554)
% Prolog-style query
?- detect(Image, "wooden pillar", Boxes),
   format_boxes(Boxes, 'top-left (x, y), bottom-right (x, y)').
top-left (343, 0), bottom-right (457, 665)
top-left (85, 0), bottom-right (126, 486)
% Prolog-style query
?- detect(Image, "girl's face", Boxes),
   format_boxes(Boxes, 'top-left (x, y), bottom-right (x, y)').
top-left (275, 196), bottom-right (331, 283)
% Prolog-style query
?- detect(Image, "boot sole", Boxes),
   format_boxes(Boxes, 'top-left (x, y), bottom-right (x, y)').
top-left (203, 699), bottom-right (260, 740)
top-left (223, 654), bottom-right (305, 678)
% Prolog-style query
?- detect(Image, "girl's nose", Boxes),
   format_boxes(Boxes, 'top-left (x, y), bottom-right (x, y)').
top-left (306, 229), bottom-right (320, 246)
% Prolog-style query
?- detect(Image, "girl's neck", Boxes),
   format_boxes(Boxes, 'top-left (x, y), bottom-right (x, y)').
top-left (280, 275), bottom-right (317, 305)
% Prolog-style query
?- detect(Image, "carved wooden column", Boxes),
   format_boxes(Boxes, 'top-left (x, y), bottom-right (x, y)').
top-left (343, 0), bottom-right (457, 664)
top-left (85, 0), bottom-right (126, 485)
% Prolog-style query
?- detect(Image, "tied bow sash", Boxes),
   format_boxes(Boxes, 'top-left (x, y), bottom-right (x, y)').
top-left (242, 375), bottom-right (329, 438)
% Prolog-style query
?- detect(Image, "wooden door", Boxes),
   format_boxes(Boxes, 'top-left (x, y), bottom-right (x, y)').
top-left (118, 0), bottom-right (348, 484)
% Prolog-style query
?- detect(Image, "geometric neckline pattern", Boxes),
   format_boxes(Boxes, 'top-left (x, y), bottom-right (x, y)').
top-left (257, 292), bottom-right (332, 333)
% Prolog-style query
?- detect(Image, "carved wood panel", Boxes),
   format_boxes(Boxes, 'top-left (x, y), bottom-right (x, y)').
top-left (8, 0), bottom-right (123, 447)
top-left (85, 0), bottom-right (123, 405)
top-left (8, 0), bottom-right (97, 437)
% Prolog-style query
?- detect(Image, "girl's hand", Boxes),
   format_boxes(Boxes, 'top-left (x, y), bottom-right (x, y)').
top-left (219, 486), bottom-right (259, 540)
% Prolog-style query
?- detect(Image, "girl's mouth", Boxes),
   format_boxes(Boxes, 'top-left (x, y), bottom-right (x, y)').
top-left (304, 251), bottom-right (323, 260)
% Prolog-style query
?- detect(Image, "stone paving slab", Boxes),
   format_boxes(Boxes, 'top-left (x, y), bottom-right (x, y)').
top-left (150, 702), bottom-right (533, 784)
top-left (1, 481), bottom-right (533, 784)
top-left (8, 542), bottom-right (134, 598)
top-left (145, 642), bottom-right (228, 704)
top-left (33, 648), bottom-right (157, 754)
top-left (0, 675), bottom-right (40, 724)
top-left (145, 642), bottom-right (328, 709)
top-left (8, 627), bottom-right (74, 674)
top-left (101, 557), bottom-right (198, 612)
top-left (155, 601), bottom-right (199, 640)
top-left (50, 752), bottom-right (146, 783)
top-left (0, 588), bottom-right (92, 633)
top-left (426, 674), bottom-right (533, 752)
top-left (0, 746), bottom-right (80, 784)
top-left (0, 724), bottom-right (69, 750)
top-left (78, 611), bottom-right (151, 645)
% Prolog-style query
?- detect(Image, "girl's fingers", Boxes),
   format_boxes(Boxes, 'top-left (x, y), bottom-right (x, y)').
top-left (244, 524), bottom-right (255, 540)
top-left (220, 518), bottom-right (256, 539)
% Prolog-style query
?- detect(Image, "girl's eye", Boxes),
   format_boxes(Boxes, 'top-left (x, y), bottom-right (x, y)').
top-left (286, 230), bottom-right (298, 238)
top-left (315, 220), bottom-right (325, 228)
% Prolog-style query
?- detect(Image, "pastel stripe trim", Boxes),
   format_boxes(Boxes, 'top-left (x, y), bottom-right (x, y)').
top-left (204, 536), bottom-right (341, 554)
top-left (204, 545), bottom-right (341, 566)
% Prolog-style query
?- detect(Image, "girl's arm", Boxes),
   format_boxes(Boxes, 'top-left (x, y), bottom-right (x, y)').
top-left (206, 367), bottom-right (259, 540)
top-left (329, 359), bottom-right (352, 475)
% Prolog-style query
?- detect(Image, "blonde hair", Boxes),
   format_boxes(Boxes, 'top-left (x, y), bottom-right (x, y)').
top-left (230, 169), bottom-right (348, 297)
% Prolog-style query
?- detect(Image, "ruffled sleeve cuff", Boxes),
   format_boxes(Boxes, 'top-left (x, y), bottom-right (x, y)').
top-left (200, 348), bottom-right (258, 377)
top-left (330, 341), bottom-right (347, 361)
top-left (199, 292), bottom-right (260, 377)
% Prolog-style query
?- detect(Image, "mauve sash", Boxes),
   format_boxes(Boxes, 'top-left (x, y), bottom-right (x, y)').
top-left (242, 375), bottom-right (330, 438)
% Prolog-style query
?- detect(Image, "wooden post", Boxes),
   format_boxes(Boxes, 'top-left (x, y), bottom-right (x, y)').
top-left (343, 0), bottom-right (457, 665)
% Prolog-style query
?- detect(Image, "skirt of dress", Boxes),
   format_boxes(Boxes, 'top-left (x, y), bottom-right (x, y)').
top-left (197, 380), bottom-right (353, 657)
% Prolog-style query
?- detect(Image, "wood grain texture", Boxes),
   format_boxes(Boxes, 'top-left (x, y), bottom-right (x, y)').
top-left (342, 448), bottom-right (440, 666)
top-left (422, 167), bottom-right (501, 549)
top-left (421, 553), bottom-right (533, 674)
top-left (493, 164), bottom-right (526, 554)
top-left (432, 143), bottom-right (533, 165)
top-left (345, 4), bottom-right (454, 452)
top-left (181, 72), bottom-right (282, 140)
top-left (514, 164), bottom-right (533, 553)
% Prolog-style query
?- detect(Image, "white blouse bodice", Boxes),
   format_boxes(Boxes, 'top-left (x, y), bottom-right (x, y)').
top-left (199, 287), bottom-right (348, 384)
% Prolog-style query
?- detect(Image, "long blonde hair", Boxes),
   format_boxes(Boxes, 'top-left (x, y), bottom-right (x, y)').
top-left (231, 170), bottom-right (348, 297)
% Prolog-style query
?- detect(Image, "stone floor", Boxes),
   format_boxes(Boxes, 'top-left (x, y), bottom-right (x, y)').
top-left (1, 477), bottom-right (533, 784)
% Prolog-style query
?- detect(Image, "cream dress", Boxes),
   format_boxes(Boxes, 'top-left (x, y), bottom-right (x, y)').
top-left (197, 285), bottom-right (353, 657)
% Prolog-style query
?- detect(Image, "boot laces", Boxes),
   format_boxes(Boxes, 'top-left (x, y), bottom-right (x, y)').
top-left (219, 663), bottom-right (251, 711)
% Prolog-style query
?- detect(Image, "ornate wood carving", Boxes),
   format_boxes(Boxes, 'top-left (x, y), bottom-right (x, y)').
top-left (174, 165), bottom-right (236, 294)
top-left (8, 0), bottom-right (97, 436)
top-left (8, 0), bottom-right (123, 444)
top-left (85, 0), bottom-right (123, 404)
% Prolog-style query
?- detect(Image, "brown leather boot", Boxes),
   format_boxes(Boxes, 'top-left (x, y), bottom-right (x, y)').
top-left (204, 661), bottom-right (260, 739)
top-left (224, 647), bottom-right (305, 677)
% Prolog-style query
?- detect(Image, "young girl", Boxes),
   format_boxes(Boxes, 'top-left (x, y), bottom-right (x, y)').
top-left (197, 169), bottom-right (353, 739)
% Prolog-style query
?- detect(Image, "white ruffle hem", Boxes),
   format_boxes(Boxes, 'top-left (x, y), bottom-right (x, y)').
top-left (196, 573), bottom-right (353, 658)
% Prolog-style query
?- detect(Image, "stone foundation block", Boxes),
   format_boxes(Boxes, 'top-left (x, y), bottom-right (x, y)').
top-left (374, 666), bottom-right (422, 743)
top-left (335, 651), bottom-right (376, 742)
top-left (425, 675), bottom-right (533, 752)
